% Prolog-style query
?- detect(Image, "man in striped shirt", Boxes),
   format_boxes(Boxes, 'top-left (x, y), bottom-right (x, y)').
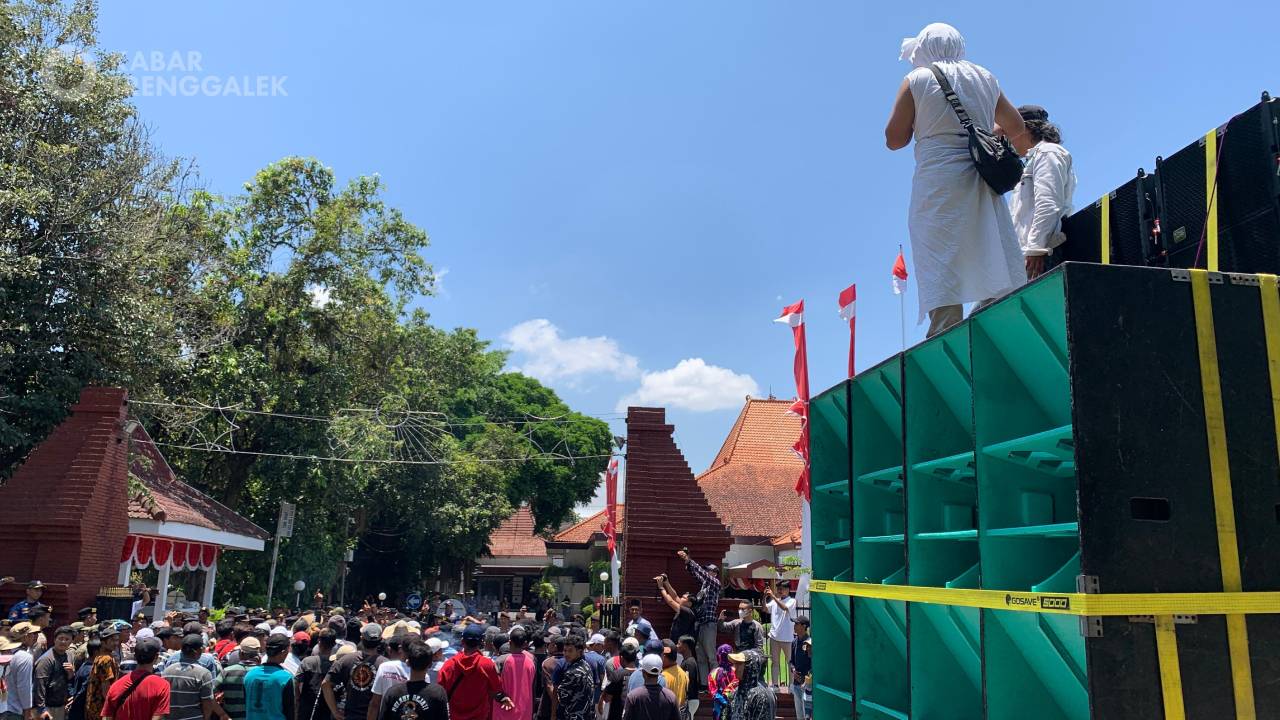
top-left (162, 635), bottom-right (228, 720)
top-left (217, 637), bottom-right (261, 720)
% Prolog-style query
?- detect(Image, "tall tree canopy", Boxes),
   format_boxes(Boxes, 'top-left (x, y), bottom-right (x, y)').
top-left (0, 0), bottom-right (610, 604)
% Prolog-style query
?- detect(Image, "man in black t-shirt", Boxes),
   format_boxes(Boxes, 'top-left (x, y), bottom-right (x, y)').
top-left (378, 641), bottom-right (447, 720)
top-left (323, 624), bottom-right (386, 720)
top-left (655, 576), bottom-right (696, 642)
top-left (297, 629), bottom-right (337, 720)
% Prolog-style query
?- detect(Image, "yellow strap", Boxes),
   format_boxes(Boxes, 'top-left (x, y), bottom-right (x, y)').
top-left (1189, 269), bottom-right (1255, 718)
top-left (1155, 615), bottom-right (1187, 720)
top-left (1258, 275), bottom-right (1280, 468)
top-left (807, 580), bottom-right (1280, 616)
top-left (1205, 130), bottom-right (1220, 271)
top-left (1100, 193), bottom-right (1111, 265)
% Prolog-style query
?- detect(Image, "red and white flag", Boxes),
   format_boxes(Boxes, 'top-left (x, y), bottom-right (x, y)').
top-left (838, 284), bottom-right (856, 378)
top-left (774, 300), bottom-right (811, 500)
top-left (892, 250), bottom-right (909, 295)
top-left (601, 457), bottom-right (620, 555)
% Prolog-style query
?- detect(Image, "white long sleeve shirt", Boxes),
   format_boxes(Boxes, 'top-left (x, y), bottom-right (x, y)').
top-left (1009, 141), bottom-right (1077, 256)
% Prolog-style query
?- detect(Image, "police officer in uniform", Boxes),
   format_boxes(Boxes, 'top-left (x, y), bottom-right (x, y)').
top-left (7, 580), bottom-right (46, 622)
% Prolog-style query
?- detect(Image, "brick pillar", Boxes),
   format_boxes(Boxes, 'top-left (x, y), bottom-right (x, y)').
top-left (621, 407), bottom-right (731, 636)
top-left (0, 387), bottom-right (132, 625)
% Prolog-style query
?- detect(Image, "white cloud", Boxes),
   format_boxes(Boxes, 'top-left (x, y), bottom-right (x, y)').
top-left (503, 319), bottom-right (640, 383)
top-left (434, 267), bottom-right (451, 299)
top-left (307, 284), bottom-right (334, 309)
top-left (618, 358), bottom-right (760, 412)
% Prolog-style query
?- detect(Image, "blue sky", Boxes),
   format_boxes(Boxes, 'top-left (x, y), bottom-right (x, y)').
top-left (98, 2), bottom-right (1279, 512)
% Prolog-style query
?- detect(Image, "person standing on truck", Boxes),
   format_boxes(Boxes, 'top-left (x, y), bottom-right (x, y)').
top-left (1000, 104), bottom-right (1077, 280)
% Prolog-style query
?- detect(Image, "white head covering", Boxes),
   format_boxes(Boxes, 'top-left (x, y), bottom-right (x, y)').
top-left (135, 627), bottom-right (155, 640)
top-left (900, 23), bottom-right (966, 68)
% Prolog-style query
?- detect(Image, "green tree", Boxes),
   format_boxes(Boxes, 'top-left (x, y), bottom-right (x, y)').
top-left (0, 0), bottom-right (197, 473)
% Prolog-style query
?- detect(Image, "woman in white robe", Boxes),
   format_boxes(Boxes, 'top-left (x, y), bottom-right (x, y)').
top-left (884, 23), bottom-right (1030, 338)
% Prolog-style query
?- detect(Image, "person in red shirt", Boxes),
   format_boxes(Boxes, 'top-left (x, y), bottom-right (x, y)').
top-left (212, 621), bottom-right (237, 661)
top-left (437, 624), bottom-right (514, 720)
top-left (102, 638), bottom-right (170, 720)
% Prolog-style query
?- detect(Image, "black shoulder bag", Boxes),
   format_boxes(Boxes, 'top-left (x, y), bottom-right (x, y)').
top-left (928, 63), bottom-right (1023, 194)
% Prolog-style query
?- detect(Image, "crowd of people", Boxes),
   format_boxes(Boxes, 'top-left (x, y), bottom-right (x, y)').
top-left (0, 552), bottom-right (811, 720)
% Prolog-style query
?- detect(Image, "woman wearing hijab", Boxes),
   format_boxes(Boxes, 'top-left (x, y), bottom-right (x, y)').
top-left (726, 650), bottom-right (772, 720)
top-left (706, 645), bottom-right (737, 720)
top-left (884, 23), bottom-right (1031, 338)
top-left (1001, 105), bottom-right (1077, 280)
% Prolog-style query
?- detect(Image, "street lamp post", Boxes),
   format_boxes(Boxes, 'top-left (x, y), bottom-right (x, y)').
top-left (293, 580), bottom-right (305, 611)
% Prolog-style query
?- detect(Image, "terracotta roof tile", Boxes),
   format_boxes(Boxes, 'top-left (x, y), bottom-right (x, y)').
top-left (128, 424), bottom-right (270, 540)
top-left (486, 506), bottom-right (548, 558)
top-left (697, 398), bottom-right (803, 539)
top-left (550, 505), bottom-right (624, 545)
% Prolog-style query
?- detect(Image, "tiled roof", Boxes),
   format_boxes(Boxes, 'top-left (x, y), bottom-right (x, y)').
top-left (550, 505), bottom-right (624, 545)
top-left (772, 528), bottom-right (802, 547)
top-left (128, 424), bottom-right (270, 540)
top-left (697, 398), bottom-right (803, 539)
top-left (485, 506), bottom-right (549, 558)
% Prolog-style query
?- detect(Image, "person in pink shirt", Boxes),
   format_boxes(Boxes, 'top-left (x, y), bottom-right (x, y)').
top-left (493, 627), bottom-right (536, 720)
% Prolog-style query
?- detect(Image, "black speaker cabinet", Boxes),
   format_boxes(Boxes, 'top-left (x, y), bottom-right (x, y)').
top-left (1058, 171), bottom-right (1159, 268)
top-left (1155, 93), bottom-right (1280, 272)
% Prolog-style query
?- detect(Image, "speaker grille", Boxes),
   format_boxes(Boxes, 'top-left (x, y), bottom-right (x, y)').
top-left (1218, 99), bottom-right (1280, 273)
top-left (1158, 136), bottom-right (1210, 268)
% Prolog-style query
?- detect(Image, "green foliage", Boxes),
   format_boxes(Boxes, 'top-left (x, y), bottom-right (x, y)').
top-left (0, 0), bottom-right (611, 604)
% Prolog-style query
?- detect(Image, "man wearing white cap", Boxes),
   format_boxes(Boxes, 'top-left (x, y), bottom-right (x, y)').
top-left (620, 655), bottom-right (677, 720)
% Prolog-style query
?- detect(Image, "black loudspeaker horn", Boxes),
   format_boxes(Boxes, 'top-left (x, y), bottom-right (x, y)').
top-left (1155, 92), bottom-right (1280, 272)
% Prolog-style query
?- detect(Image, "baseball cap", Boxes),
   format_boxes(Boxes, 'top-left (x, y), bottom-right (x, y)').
top-left (134, 627), bottom-right (155, 640)
top-left (292, 631), bottom-right (311, 644)
top-left (156, 626), bottom-right (179, 639)
top-left (728, 651), bottom-right (747, 663)
top-left (360, 623), bottom-right (383, 642)
top-left (643, 638), bottom-right (663, 656)
top-left (11, 621), bottom-right (40, 636)
top-left (254, 622), bottom-right (272, 633)
top-left (1017, 104), bottom-right (1049, 122)
top-left (425, 637), bottom-right (448, 653)
top-left (588, 633), bottom-right (605, 645)
top-left (0, 634), bottom-right (20, 652)
top-left (70, 622), bottom-right (86, 632)
top-left (239, 636), bottom-right (261, 652)
top-left (27, 580), bottom-right (45, 590)
top-left (621, 637), bottom-right (640, 651)
top-left (462, 623), bottom-right (486, 641)
top-left (27, 604), bottom-right (50, 619)
top-left (269, 625), bottom-right (290, 637)
top-left (265, 633), bottom-right (291, 655)
top-left (267, 630), bottom-right (293, 653)
top-left (98, 625), bottom-right (120, 639)
top-left (640, 654), bottom-right (663, 676)
top-left (182, 633), bottom-right (204, 652)
top-left (329, 643), bottom-right (356, 662)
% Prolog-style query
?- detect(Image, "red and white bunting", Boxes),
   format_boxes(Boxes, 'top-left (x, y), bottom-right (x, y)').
top-left (892, 251), bottom-right (909, 295)
top-left (601, 457), bottom-right (620, 555)
top-left (839, 283), bottom-right (857, 378)
top-left (775, 300), bottom-right (812, 500)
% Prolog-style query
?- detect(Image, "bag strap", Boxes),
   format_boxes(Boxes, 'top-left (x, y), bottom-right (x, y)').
top-left (928, 63), bottom-right (973, 130)
top-left (113, 670), bottom-right (153, 712)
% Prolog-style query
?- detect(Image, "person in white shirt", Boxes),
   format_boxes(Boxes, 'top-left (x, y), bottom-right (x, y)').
top-left (763, 580), bottom-right (797, 692)
top-left (366, 634), bottom-right (411, 720)
top-left (1001, 104), bottom-right (1077, 280)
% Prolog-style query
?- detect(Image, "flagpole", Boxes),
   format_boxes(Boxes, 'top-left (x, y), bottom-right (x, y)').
top-left (899, 244), bottom-right (906, 351)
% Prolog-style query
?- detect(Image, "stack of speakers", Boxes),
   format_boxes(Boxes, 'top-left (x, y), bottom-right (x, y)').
top-left (1057, 92), bottom-right (1280, 272)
